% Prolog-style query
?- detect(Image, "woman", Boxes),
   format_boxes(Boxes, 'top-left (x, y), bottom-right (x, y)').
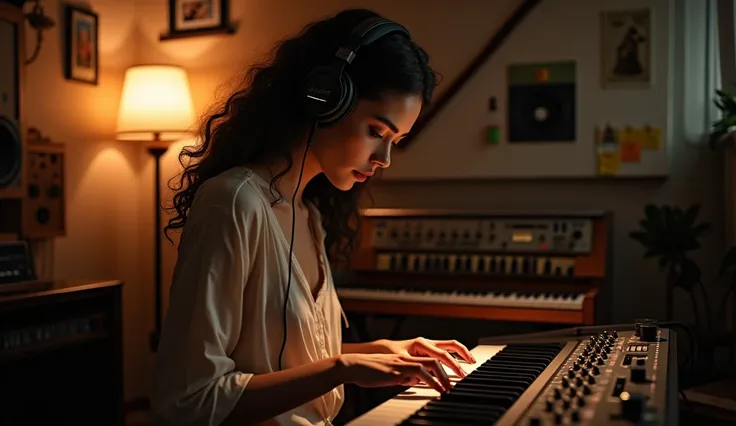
top-left (152, 8), bottom-right (476, 426)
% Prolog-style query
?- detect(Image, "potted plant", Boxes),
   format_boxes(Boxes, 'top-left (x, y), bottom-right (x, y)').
top-left (710, 89), bottom-right (736, 149)
top-left (629, 204), bottom-right (712, 324)
top-left (630, 204), bottom-right (736, 383)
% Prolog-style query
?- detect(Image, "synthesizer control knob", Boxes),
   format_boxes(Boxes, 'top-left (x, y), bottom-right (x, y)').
top-left (545, 399), bottom-right (554, 411)
top-left (620, 391), bottom-right (646, 422)
top-left (591, 366), bottom-right (600, 375)
top-left (630, 365), bottom-right (648, 383)
top-left (561, 398), bottom-right (570, 409)
top-left (640, 324), bottom-right (659, 342)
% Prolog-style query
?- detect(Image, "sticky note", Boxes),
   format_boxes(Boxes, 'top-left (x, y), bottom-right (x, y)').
top-left (641, 127), bottom-right (661, 150)
top-left (620, 139), bottom-right (641, 162)
top-left (486, 125), bottom-right (501, 144)
top-left (598, 147), bottom-right (620, 175)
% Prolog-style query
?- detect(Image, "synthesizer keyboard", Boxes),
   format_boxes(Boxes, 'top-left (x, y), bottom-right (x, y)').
top-left (346, 325), bottom-right (677, 425)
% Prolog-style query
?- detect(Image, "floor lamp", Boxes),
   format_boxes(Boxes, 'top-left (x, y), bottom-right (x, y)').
top-left (116, 65), bottom-right (195, 352)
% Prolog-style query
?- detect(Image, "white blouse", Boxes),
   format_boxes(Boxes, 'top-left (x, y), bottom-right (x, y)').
top-left (151, 166), bottom-right (347, 426)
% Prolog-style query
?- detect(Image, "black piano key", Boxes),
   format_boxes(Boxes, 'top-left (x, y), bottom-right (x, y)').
top-left (425, 399), bottom-right (506, 415)
top-left (401, 419), bottom-right (471, 426)
top-left (412, 406), bottom-right (500, 425)
top-left (451, 381), bottom-right (526, 395)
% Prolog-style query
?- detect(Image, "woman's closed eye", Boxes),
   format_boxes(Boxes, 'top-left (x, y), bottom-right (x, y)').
top-left (368, 126), bottom-right (385, 140)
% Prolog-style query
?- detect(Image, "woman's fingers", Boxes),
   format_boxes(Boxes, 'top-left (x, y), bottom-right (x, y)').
top-left (397, 362), bottom-right (446, 394)
top-left (400, 355), bottom-right (453, 390)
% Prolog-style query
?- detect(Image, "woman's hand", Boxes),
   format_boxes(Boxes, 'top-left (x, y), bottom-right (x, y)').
top-left (337, 353), bottom-right (453, 394)
top-left (376, 337), bottom-right (476, 379)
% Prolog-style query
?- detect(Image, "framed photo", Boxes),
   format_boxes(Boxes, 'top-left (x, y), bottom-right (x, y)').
top-left (160, 0), bottom-right (235, 40)
top-left (600, 8), bottom-right (652, 88)
top-left (64, 6), bottom-right (98, 85)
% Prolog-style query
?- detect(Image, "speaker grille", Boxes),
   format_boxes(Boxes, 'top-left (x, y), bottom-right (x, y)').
top-left (0, 116), bottom-right (21, 188)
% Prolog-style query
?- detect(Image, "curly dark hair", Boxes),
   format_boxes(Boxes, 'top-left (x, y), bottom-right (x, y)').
top-left (163, 8), bottom-right (437, 267)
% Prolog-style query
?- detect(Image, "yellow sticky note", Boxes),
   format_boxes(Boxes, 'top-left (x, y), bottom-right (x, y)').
top-left (621, 139), bottom-right (641, 162)
top-left (641, 127), bottom-right (661, 150)
top-left (598, 149), bottom-right (620, 175)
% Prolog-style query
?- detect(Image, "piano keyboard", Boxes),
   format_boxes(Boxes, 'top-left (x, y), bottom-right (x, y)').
top-left (347, 343), bottom-right (567, 426)
top-left (337, 288), bottom-right (586, 311)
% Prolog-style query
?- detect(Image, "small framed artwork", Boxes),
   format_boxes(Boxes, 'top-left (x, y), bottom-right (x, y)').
top-left (600, 8), bottom-right (652, 88)
top-left (64, 5), bottom-right (99, 85)
top-left (160, 0), bottom-right (236, 41)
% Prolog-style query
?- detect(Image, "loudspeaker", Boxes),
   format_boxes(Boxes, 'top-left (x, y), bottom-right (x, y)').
top-left (23, 143), bottom-right (66, 237)
top-left (0, 3), bottom-right (26, 199)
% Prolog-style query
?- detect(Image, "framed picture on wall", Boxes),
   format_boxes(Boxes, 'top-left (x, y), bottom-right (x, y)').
top-left (160, 0), bottom-right (236, 41)
top-left (64, 5), bottom-right (98, 85)
top-left (600, 8), bottom-right (652, 88)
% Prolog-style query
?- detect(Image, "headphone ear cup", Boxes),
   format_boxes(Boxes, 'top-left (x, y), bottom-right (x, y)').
top-left (319, 72), bottom-right (356, 128)
top-left (305, 65), bottom-right (346, 124)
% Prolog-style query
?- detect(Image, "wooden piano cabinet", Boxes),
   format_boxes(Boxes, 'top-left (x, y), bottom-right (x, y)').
top-left (0, 280), bottom-right (124, 426)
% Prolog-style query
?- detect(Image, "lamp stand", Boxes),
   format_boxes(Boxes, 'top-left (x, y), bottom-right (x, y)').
top-left (147, 135), bottom-right (168, 353)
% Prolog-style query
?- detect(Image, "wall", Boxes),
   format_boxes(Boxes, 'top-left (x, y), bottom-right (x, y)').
top-left (137, 0), bottom-right (725, 325)
top-left (370, 1), bottom-right (725, 324)
top-left (385, 0), bottom-right (673, 179)
top-left (22, 0), bottom-right (725, 405)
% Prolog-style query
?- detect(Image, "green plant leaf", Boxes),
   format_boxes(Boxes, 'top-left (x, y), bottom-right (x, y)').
top-left (683, 204), bottom-right (700, 227)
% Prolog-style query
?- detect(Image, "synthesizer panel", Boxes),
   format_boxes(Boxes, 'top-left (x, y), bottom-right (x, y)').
top-left (348, 323), bottom-right (678, 426)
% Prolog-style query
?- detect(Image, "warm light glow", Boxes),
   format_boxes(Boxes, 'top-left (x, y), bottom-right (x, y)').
top-left (116, 65), bottom-right (195, 141)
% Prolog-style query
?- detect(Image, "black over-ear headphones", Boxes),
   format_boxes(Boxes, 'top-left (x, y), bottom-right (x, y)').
top-left (278, 17), bottom-right (411, 372)
top-left (304, 17), bottom-right (411, 128)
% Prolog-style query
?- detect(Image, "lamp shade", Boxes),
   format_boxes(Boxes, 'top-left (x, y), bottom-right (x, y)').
top-left (116, 65), bottom-right (196, 141)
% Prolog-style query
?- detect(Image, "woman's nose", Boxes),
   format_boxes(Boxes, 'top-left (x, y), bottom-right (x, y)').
top-left (371, 143), bottom-right (391, 168)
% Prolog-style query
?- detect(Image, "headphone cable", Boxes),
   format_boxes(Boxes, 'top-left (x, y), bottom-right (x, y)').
top-left (278, 122), bottom-right (318, 371)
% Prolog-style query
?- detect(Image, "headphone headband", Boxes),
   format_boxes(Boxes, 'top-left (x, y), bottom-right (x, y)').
top-left (304, 16), bottom-right (412, 128)
top-left (337, 17), bottom-right (410, 65)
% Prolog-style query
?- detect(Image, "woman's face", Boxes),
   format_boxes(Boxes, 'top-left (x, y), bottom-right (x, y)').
top-left (311, 93), bottom-right (422, 191)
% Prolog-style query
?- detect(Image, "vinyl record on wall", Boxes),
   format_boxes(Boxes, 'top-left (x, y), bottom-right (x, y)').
top-left (507, 61), bottom-right (576, 142)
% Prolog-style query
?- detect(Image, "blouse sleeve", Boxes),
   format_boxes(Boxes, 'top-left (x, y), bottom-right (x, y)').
top-left (151, 180), bottom-right (261, 426)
